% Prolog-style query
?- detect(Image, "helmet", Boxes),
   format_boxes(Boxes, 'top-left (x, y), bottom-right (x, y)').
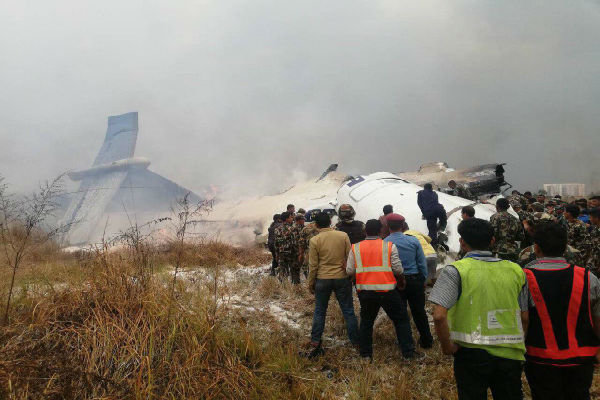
top-left (338, 204), bottom-right (356, 221)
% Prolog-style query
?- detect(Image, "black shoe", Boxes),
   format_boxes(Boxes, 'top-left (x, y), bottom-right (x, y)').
top-left (403, 350), bottom-right (425, 360)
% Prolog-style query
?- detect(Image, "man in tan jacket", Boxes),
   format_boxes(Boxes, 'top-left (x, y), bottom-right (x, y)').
top-left (305, 212), bottom-right (359, 358)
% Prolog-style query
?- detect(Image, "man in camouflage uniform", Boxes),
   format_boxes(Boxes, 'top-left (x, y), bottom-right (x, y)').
top-left (518, 218), bottom-right (585, 267)
top-left (448, 180), bottom-right (474, 201)
top-left (298, 212), bottom-right (321, 279)
top-left (511, 201), bottom-right (531, 224)
top-left (290, 214), bottom-right (306, 283)
top-left (274, 212), bottom-right (300, 284)
top-left (490, 198), bottom-right (524, 261)
top-left (509, 190), bottom-right (527, 210)
top-left (588, 208), bottom-right (600, 276)
top-left (267, 214), bottom-right (282, 276)
top-left (564, 204), bottom-right (592, 264)
top-left (536, 193), bottom-right (547, 206)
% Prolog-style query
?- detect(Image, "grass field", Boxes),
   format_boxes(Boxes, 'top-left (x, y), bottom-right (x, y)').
top-left (1, 241), bottom-right (599, 399)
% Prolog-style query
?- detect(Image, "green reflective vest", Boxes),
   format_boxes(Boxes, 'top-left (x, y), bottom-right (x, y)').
top-left (448, 256), bottom-right (526, 361)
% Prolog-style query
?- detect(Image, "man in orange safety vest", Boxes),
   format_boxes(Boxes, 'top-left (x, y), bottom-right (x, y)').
top-left (346, 219), bottom-right (422, 360)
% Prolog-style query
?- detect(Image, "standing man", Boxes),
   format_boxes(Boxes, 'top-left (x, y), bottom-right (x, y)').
top-left (511, 201), bottom-right (530, 224)
top-left (564, 204), bottom-right (592, 263)
top-left (306, 212), bottom-right (359, 357)
top-left (379, 204), bottom-right (394, 239)
top-left (274, 212), bottom-right (299, 283)
top-left (335, 204), bottom-right (366, 244)
top-left (523, 222), bottom-right (600, 400)
top-left (346, 219), bottom-right (422, 360)
top-left (536, 193), bottom-right (546, 206)
top-left (518, 218), bottom-right (585, 268)
top-left (298, 213), bottom-right (320, 279)
top-left (417, 183), bottom-right (447, 245)
top-left (267, 214), bottom-right (282, 276)
top-left (289, 214), bottom-right (305, 284)
top-left (430, 218), bottom-right (529, 400)
top-left (384, 213), bottom-right (433, 349)
top-left (587, 208), bottom-right (600, 275)
top-left (287, 204), bottom-right (296, 216)
top-left (456, 206), bottom-right (476, 261)
top-left (490, 198), bottom-right (524, 261)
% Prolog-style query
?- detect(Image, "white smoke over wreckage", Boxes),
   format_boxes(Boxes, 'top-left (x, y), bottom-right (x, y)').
top-left (57, 112), bottom-right (512, 251)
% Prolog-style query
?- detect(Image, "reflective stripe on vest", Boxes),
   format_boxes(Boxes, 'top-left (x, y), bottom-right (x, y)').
top-left (353, 240), bottom-right (396, 292)
top-left (525, 265), bottom-right (600, 363)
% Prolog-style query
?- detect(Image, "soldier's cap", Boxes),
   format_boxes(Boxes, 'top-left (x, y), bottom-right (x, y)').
top-left (295, 214), bottom-right (305, 221)
top-left (386, 213), bottom-right (405, 222)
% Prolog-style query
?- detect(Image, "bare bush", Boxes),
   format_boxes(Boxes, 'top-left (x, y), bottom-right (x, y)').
top-left (0, 175), bottom-right (71, 324)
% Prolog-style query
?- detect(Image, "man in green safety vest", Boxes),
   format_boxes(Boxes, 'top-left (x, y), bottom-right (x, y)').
top-left (430, 218), bottom-right (529, 400)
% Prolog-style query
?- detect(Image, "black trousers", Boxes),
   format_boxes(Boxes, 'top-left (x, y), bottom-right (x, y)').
top-left (525, 362), bottom-right (595, 400)
top-left (454, 347), bottom-right (523, 400)
top-left (400, 275), bottom-right (433, 346)
top-left (357, 290), bottom-right (415, 357)
top-left (424, 205), bottom-right (447, 245)
top-left (269, 248), bottom-right (278, 276)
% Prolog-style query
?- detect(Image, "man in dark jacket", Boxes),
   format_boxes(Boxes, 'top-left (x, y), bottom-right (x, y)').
top-left (417, 183), bottom-right (447, 245)
top-left (268, 214), bottom-right (282, 276)
top-left (335, 204), bottom-right (366, 244)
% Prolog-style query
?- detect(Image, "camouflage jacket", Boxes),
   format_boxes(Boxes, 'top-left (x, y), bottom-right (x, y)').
top-left (518, 244), bottom-right (585, 268)
top-left (517, 210), bottom-right (532, 223)
top-left (509, 194), bottom-right (527, 209)
top-left (490, 211), bottom-right (524, 255)
top-left (274, 222), bottom-right (299, 257)
top-left (454, 185), bottom-right (474, 200)
top-left (298, 224), bottom-right (320, 262)
top-left (267, 221), bottom-right (281, 249)
top-left (567, 219), bottom-right (592, 261)
top-left (587, 225), bottom-right (600, 274)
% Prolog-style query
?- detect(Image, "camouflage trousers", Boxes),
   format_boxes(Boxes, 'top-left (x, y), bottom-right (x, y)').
top-left (279, 256), bottom-right (300, 285)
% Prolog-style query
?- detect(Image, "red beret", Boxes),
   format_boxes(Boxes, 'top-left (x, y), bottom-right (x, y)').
top-left (386, 213), bottom-right (405, 222)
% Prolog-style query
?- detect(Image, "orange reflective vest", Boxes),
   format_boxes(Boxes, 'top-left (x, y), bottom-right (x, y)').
top-left (352, 239), bottom-right (397, 292)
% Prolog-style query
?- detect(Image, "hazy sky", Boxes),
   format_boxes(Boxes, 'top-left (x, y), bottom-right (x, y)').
top-left (1, 0), bottom-right (599, 196)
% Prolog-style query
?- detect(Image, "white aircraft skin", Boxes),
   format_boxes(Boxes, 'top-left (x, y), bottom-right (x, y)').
top-left (336, 172), bottom-right (501, 254)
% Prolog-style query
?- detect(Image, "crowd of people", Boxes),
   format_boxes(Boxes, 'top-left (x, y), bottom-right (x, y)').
top-left (266, 188), bottom-right (600, 400)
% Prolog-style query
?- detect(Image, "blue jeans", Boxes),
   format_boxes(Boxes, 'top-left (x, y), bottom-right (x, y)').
top-left (310, 278), bottom-right (359, 344)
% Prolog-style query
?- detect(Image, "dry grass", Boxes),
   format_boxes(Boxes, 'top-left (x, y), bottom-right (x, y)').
top-left (1, 241), bottom-right (600, 399)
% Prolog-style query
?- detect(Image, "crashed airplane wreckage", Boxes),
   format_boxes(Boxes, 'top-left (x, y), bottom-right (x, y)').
top-left (209, 163), bottom-right (512, 254)
top-left (60, 112), bottom-right (201, 245)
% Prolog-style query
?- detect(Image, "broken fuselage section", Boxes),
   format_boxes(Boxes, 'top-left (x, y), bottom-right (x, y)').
top-left (397, 162), bottom-right (509, 198)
